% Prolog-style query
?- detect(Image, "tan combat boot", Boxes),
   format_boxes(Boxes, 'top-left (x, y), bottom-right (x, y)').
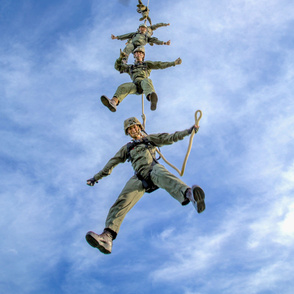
top-left (147, 92), bottom-right (158, 111)
top-left (85, 229), bottom-right (113, 254)
top-left (100, 95), bottom-right (118, 112)
top-left (186, 185), bottom-right (205, 213)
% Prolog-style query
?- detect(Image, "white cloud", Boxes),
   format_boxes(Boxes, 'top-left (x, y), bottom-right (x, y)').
top-left (1, 0), bottom-right (294, 293)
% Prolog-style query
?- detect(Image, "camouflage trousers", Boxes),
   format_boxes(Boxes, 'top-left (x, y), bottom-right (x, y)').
top-left (123, 43), bottom-right (141, 57)
top-left (113, 79), bottom-right (155, 104)
top-left (105, 164), bottom-right (189, 234)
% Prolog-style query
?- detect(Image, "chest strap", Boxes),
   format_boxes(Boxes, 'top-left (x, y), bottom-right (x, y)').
top-left (126, 138), bottom-right (159, 193)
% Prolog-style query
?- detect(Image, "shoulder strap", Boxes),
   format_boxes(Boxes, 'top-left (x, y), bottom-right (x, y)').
top-left (142, 62), bottom-right (147, 72)
top-left (126, 138), bottom-right (156, 162)
top-left (126, 141), bottom-right (134, 162)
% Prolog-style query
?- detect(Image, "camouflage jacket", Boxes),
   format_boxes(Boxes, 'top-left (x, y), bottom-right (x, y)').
top-left (93, 128), bottom-right (194, 180)
top-left (115, 57), bottom-right (176, 83)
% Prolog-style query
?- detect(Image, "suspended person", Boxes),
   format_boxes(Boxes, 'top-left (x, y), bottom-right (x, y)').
top-left (124, 22), bottom-right (170, 48)
top-left (137, 0), bottom-right (152, 25)
top-left (85, 117), bottom-right (205, 254)
top-left (100, 46), bottom-right (181, 112)
top-left (111, 23), bottom-right (170, 63)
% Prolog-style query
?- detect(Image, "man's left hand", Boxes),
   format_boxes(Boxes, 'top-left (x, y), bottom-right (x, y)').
top-left (175, 57), bottom-right (182, 65)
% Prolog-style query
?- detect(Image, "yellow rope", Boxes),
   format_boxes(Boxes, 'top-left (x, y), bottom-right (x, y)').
top-left (143, 0), bottom-right (150, 26)
top-left (141, 93), bottom-right (146, 129)
top-left (140, 90), bottom-right (202, 177)
top-left (155, 110), bottom-right (202, 176)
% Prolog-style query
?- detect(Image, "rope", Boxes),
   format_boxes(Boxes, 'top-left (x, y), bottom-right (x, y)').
top-left (155, 110), bottom-right (202, 176)
top-left (139, 90), bottom-right (201, 176)
top-left (143, 0), bottom-right (150, 25)
top-left (141, 93), bottom-right (146, 129)
top-left (139, 0), bottom-right (198, 176)
top-left (141, 0), bottom-right (150, 126)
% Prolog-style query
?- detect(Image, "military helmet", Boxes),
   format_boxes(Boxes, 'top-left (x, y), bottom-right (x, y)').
top-left (133, 46), bottom-right (145, 55)
top-left (138, 23), bottom-right (147, 28)
top-left (124, 117), bottom-right (144, 135)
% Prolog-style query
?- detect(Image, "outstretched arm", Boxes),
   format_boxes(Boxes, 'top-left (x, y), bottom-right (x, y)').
top-left (115, 32), bottom-right (136, 41)
top-left (148, 36), bottom-right (171, 46)
top-left (86, 146), bottom-right (127, 186)
top-left (149, 22), bottom-right (170, 31)
top-left (147, 126), bottom-right (199, 147)
top-left (145, 59), bottom-right (181, 70)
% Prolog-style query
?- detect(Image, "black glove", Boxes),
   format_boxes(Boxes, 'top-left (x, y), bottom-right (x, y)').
top-left (189, 125), bottom-right (199, 134)
top-left (87, 178), bottom-right (98, 186)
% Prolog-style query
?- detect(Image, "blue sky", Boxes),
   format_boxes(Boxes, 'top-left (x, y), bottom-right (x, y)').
top-left (1, 0), bottom-right (294, 293)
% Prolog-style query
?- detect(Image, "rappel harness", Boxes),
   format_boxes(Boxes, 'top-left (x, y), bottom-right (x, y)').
top-left (132, 32), bottom-right (149, 45)
top-left (126, 137), bottom-right (159, 193)
top-left (130, 62), bottom-right (148, 76)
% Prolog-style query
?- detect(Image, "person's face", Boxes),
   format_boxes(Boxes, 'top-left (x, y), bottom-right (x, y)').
top-left (139, 26), bottom-right (147, 34)
top-left (134, 51), bottom-right (144, 62)
top-left (127, 124), bottom-right (141, 139)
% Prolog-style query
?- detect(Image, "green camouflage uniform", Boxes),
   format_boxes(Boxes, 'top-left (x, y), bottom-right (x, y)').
top-left (117, 31), bottom-right (165, 56)
top-left (93, 128), bottom-right (195, 234)
top-left (113, 57), bottom-right (177, 103)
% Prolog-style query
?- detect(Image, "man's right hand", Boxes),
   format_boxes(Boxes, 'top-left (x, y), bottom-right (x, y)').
top-left (87, 178), bottom-right (98, 186)
top-left (111, 34), bottom-right (117, 40)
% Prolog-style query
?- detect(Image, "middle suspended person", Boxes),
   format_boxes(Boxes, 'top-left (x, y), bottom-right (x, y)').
top-left (100, 46), bottom-right (182, 112)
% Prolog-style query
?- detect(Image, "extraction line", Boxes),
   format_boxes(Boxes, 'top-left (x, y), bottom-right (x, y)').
top-left (141, 93), bottom-right (146, 129)
top-left (155, 110), bottom-right (202, 176)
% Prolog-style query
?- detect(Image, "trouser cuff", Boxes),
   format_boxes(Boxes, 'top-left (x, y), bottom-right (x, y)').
top-left (105, 228), bottom-right (117, 240)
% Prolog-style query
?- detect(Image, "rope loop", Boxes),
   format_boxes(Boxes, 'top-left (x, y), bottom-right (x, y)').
top-left (195, 110), bottom-right (202, 126)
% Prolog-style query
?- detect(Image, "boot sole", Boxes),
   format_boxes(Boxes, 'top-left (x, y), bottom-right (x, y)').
top-left (150, 93), bottom-right (158, 111)
top-left (101, 95), bottom-right (116, 112)
top-left (192, 185), bottom-right (205, 213)
top-left (85, 232), bottom-right (111, 254)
